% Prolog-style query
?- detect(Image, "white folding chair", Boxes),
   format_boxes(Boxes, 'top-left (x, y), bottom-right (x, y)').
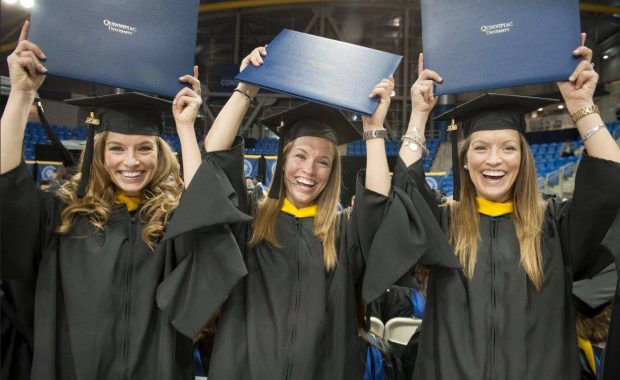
top-left (369, 316), bottom-right (385, 338)
top-left (384, 317), bottom-right (422, 345)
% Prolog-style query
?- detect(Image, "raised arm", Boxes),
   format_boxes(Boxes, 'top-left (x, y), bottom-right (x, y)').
top-left (1, 21), bottom-right (47, 174)
top-left (173, 65), bottom-right (202, 187)
top-left (398, 53), bottom-right (443, 168)
top-left (559, 34), bottom-right (620, 164)
top-left (363, 76), bottom-right (395, 196)
top-left (203, 46), bottom-right (266, 152)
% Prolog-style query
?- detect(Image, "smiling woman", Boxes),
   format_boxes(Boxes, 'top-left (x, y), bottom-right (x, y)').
top-left (0, 24), bottom-right (246, 380)
top-left (392, 47), bottom-right (620, 380)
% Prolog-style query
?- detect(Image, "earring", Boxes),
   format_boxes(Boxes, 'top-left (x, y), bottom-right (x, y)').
top-left (463, 164), bottom-right (469, 170)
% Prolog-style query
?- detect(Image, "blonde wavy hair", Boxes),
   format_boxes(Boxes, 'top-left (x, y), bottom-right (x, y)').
top-left (448, 133), bottom-right (546, 289)
top-left (56, 131), bottom-right (183, 250)
top-left (249, 138), bottom-right (342, 271)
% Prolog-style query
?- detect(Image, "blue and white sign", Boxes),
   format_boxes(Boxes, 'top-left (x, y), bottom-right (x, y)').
top-left (38, 164), bottom-right (61, 183)
top-left (265, 157), bottom-right (278, 187)
top-left (425, 176), bottom-right (439, 190)
top-left (243, 156), bottom-right (259, 179)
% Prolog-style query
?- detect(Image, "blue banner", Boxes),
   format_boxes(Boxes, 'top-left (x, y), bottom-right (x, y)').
top-left (243, 155), bottom-right (260, 179)
top-left (265, 156), bottom-right (278, 187)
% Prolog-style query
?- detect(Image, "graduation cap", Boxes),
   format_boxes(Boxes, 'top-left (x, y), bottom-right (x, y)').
top-left (434, 93), bottom-right (558, 201)
top-left (64, 92), bottom-right (171, 198)
top-left (260, 102), bottom-right (361, 199)
top-left (573, 264), bottom-right (617, 318)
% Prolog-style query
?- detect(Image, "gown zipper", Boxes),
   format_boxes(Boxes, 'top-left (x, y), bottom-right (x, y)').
top-left (489, 217), bottom-right (499, 380)
top-left (121, 213), bottom-right (137, 379)
top-left (284, 218), bottom-right (302, 380)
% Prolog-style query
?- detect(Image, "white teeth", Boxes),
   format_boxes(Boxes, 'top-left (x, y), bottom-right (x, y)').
top-left (296, 177), bottom-right (315, 186)
top-left (482, 170), bottom-right (506, 177)
top-left (121, 171), bottom-right (142, 178)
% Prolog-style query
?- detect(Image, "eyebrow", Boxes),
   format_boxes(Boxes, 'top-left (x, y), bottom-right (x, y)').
top-left (471, 139), bottom-right (520, 145)
top-left (106, 140), bottom-right (155, 147)
top-left (294, 147), bottom-right (333, 161)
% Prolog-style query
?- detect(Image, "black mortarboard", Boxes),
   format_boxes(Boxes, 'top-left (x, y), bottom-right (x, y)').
top-left (434, 93), bottom-right (558, 201)
top-left (259, 102), bottom-right (361, 199)
top-left (64, 92), bottom-right (171, 198)
top-left (573, 264), bottom-right (617, 318)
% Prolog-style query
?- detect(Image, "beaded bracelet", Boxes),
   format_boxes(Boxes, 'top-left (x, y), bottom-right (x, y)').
top-left (234, 88), bottom-right (254, 105)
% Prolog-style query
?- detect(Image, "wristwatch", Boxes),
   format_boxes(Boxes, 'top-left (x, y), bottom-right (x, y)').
top-left (363, 129), bottom-right (389, 141)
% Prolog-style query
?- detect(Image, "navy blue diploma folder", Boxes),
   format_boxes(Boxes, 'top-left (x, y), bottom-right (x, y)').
top-left (235, 29), bottom-right (402, 116)
top-left (421, 0), bottom-right (581, 96)
top-left (28, 0), bottom-right (199, 98)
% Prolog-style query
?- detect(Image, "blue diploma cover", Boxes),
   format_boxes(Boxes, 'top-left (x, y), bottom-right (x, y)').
top-left (28, 0), bottom-right (199, 97)
top-left (235, 29), bottom-right (402, 116)
top-left (421, 0), bottom-right (581, 95)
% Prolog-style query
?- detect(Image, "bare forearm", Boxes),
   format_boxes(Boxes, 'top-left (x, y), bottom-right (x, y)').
top-left (365, 135), bottom-right (390, 196)
top-left (1, 90), bottom-right (35, 174)
top-left (399, 112), bottom-right (429, 167)
top-left (569, 103), bottom-right (620, 164)
top-left (204, 84), bottom-right (258, 152)
top-left (176, 123), bottom-right (201, 187)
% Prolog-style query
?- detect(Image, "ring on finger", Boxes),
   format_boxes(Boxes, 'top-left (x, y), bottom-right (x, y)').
top-left (195, 87), bottom-right (202, 96)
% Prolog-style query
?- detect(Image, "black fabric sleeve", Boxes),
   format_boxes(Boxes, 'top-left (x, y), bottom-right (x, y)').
top-left (392, 157), bottom-right (443, 223)
top-left (1, 161), bottom-right (58, 280)
top-left (156, 225), bottom-right (247, 339)
top-left (553, 155), bottom-right (620, 277)
top-left (203, 136), bottom-right (249, 214)
top-left (354, 171), bottom-right (460, 304)
top-left (156, 137), bottom-right (251, 337)
top-left (161, 137), bottom-right (252, 242)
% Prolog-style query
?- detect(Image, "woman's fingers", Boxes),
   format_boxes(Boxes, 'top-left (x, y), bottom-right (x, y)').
top-left (18, 20), bottom-right (30, 43)
top-left (572, 45), bottom-right (592, 63)
top-left (173, 86), bottom-right (201, 104)
top-left (14, 40), bottom-right (47, 61)
top-left (419, 69), bottom-right (442, 83)
top-left (418, 53), bottom-right (424, 76)
top-left (16, 56), bottom-right (38, 76)
top-left (568, 60), bottom-right (593, 82)
top-left (16, 55), bottom-right (46, 75)
top-left (575, 69), bottom-right (597, 90)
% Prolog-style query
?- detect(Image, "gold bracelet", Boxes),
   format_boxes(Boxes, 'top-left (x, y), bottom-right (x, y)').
top-left (571, 104), bottom-right (599, 123)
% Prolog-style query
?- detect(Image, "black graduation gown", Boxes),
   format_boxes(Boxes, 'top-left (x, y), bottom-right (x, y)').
top-left (1, 279), bottom-right (35, 380)
top-left (167, 137), bottom-right (459, 380)
top-left (388, 155), bottom-right (620, 380)
top-left (599, 211), bottom-right (620, 380)
top-left (0, 160), bottom-right (249, 380)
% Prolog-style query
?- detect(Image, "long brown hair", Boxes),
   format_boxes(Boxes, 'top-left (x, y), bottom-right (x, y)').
top-left (448, 133), bottom-right (546, 289)
top-left (576, 305), bottom-right (612, 343)
top-left (249, 138), bottom-right (342, 271)
top-left (56, 132), bottom-right (183, 250)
